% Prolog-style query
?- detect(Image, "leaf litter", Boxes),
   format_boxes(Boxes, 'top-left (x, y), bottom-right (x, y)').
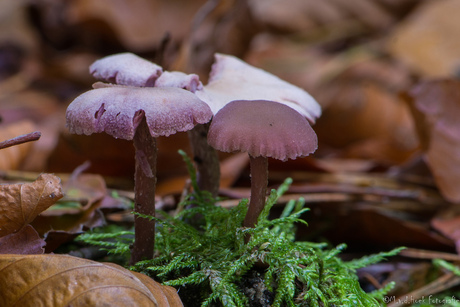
top-left (1, 0), bottom-right (460, 305)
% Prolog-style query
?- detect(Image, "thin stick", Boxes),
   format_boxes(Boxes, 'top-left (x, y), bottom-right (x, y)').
top-left (387, 273), bottom-right (460, 307)
top-left (0, 131), bottom-right (41, 150)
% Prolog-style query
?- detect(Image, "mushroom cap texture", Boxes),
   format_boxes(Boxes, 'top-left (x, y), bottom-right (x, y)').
top-left (90, 53), bottom-right (162, 87)
top-left (154, 71), bottom-right (203, 93)
top-left (195, 53), bottom-right (322, 123)
top-left (208, 100), bottom-right (318, 161)
top-left (66, 86), bottom-right (213, 139)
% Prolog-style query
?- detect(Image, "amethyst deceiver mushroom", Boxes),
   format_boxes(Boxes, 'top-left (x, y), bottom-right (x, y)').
top-left (194, 53), bottom-right (322, 196)
top-left (66, 86), bottom-right (213, 264)
top-left (196, 53), bottom-right (322, 123)
top-left (89, 52), bottom-right (217, 196)
top-left (89, 52), bottom-right (163, 87)
top-left (207, 100), bottom-right (318, 228)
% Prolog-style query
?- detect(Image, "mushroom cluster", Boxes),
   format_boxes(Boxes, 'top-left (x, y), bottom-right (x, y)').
top-left (66, 52), bottom-right (321, 262)
top-left (66, 53), bottom-right (212, 264)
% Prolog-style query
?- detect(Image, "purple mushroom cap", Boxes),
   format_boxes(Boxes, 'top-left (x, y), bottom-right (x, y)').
top-left (66, 86), bottom-right (213, 139)
top-left (208, 100), bottom-right (318, 161)
top-left (89, 53), bottom-right (163, 87)
top-left (154, 71), bottom-right (203, 93)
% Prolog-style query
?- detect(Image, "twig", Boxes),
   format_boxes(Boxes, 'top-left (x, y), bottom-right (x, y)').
top-left (399, 248), bottom-right (460, 262)
top-left (0, 131), bottom-right (41, 150)
top-left (387, 272), bottom-right (460, 307)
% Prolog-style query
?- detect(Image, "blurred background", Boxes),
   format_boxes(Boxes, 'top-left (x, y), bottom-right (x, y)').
top-left (2, 0), bottom-right (460, 258)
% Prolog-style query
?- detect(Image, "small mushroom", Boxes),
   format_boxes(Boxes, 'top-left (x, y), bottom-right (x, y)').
top-left (208, 100), bottom-right (317, 228)
top-left (90, 52), bottom-right (217, 195)
top-left (154, 71), bottom-right (203, 93)
top-left (194, 53), bottom-right (322, 196)
top-left (89, 52), bottom-right (163, 87)
top-left (66, 86), bottom-right (213, 263)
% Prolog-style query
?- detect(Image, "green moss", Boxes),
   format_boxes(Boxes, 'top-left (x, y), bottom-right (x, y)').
top-left (78, 150), bottom-right (403, 306)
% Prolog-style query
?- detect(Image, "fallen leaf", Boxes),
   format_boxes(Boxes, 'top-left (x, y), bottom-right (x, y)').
top-left (60, 173), bottom-right (108, 214)
top-left (43, 230), bottom-right (83, 253)
top-left (431, 205), bottom-right (460, 254)
top-left (174, 0), bottom-right (258, 77)
top-left (0, 173), bottom-right (63, 237)
top-left (31, 173), bottom-right (120, 239)
top-left (388, 0), bottom-right (460, 77)
top-left (0, 225), bottom-right (45, 254)
top-left (48, 131), bottom-right (191, 180)
top-left (68, 0), bottom-right (207, 53)
top-left (315, 81), bottom-right (418, 165)
top-left (316, 206), bottom-right (454, 251)
top-left (0, 1), bottom-right (38, 54)
top-left (408, 79), bottom-right (460, 203)
top-left (0, 254), bottom-right (182, 306)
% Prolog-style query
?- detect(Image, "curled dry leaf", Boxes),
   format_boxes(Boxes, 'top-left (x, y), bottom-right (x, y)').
top-left (0, 173), bottom-right (63, 237)
top-left (0, 254), bottom-right (183, 306)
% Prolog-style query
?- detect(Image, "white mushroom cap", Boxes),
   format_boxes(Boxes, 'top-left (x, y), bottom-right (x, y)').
top-left (89, 53), bottom-right (163, 87)
top-left (195, 53), bottom-right (322, 123)
top-left (66, 86), bottom-right (213, 139)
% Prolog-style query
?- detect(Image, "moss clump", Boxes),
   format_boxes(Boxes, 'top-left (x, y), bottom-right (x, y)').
top-left (79, 151), bottom-right (402, 306)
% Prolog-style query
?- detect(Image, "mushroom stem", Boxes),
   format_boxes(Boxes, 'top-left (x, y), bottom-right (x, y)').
top-left (130, 116), bottom-right (157, 264)
top-left (243, 155), bottom-right (268, 228)
top-left (187, 123), bottom-right (220, 196)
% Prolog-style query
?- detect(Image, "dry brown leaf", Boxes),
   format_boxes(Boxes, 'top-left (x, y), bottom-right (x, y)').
top-left (48, 131), bottom-right (191, 180)
top-left (175, 0), bottom-right (258, 78)
top-left (0, 254), bottom-right (182, 306)
top-left (68, 0), bottom-right (207, 52)
top-left (0, 173), bottom-right (63, 237)
top-left (0, 1), bottom-right (39, 53)
top-left (249, 0), bottom-right (398, 33)
top-left (431, 207), bottom-right (460, 254)
top-left (0, 225), bottom-right (45, 254)
top-left (314, 81), bottom-right (418, 165)
top-left (59, 172), bottom-right (108, 214)
top-left (30, 173), bottom-right (110, 242)
top-left (408, 79), bottom-right (460, 203)
top-left (388, 0), bottom-right (460, 77)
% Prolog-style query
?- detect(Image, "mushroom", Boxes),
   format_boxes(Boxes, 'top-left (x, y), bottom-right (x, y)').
top-left (89, 52), bottom-right (218, 196)
top-left (196, 53), bottom-right (322, 123)
top-left (207, 100), bottom-right (318, 228)
top-left (66, 86), bottom-right (213, 263)
top-left (154, 71), bottom-right (203, 93)
top-left (193, 53), bottom-right (322, 197)
top-left (89, 52), bottom-right (163, 87)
